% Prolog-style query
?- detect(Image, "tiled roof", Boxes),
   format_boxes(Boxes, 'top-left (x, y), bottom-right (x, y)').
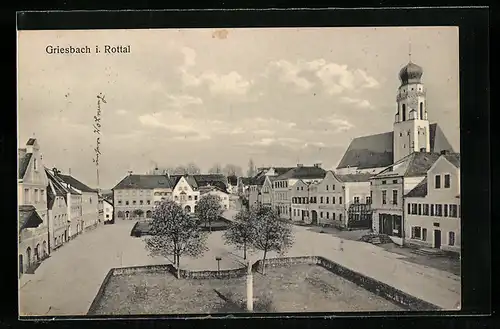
top-left (18, 205), bottom-right (43, 232)
top-left (375, 152), bottom-right (441, 178)
top-left (444, 153), bottom-right (460, 168)
top-left (273, 167), bottom-right (295, 176)
top-left (337, 123), bottom-right (454, 170)
top-left (45, 169), bottom-right (69, 197)
top-left (192, 174), bottom-right (227, 187)
top-left (113, 174), bottom-right (173, 190)
top-left (335, 173), bottom-right (373, 183)
top-left (240, 177), bottom-right (253, 185)
top-left (406, 179), bottom-right (428, 198)
top-left (276, 166), bottom-right (326, 180)
top-left (199, 185), bottom-right (228, 195)
top-left (18, 153), bottom-right (32, 179)
top-left (59, 174), bottom-right (98, 193)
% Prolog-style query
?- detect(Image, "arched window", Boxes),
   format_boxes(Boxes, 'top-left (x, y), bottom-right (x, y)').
top-left (117, 211), bottom-right (124, 218)
top-left (402, 104), bottom-right (406, 121)
top-left (420, 102), bottom-right (424, 120)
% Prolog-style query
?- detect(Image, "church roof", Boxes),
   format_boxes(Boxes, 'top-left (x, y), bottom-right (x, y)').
top-left (337, 123), bottom-right (453, 170)
top-left (443, 153), bottom-right (460, 168)
top-left (335, 173), bottom-right (374, 183)
top-left (276, 166), bottom-right (326, 180)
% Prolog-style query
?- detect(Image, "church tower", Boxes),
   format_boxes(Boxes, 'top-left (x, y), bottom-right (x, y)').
top-left (393, 51), bottom-right (430, 163)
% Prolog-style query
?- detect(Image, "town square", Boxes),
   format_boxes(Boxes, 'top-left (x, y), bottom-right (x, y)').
top-left (18, 26), bottom-right (461, 315)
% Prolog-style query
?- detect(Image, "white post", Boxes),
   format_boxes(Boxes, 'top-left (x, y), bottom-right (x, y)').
top-left (246, 261), bottom-right (253, 312)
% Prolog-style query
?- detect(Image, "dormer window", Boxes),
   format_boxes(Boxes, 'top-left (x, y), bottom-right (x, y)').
top-left (34, 158), bottom-right (38, 171)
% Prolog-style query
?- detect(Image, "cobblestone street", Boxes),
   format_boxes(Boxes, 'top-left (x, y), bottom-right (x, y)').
top-left (19, 219), bottom-right (461, 316)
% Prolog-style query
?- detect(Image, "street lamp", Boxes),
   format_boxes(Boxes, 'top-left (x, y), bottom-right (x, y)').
top-left (215, 256), bottom-right (222, 271)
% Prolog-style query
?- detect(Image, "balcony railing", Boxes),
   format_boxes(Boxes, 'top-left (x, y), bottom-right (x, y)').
top-left (348, 203), bottom-right (372, 213)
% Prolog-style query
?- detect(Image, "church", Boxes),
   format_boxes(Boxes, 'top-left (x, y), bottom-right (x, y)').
top-left (336, 59), bottom-right (454, 175)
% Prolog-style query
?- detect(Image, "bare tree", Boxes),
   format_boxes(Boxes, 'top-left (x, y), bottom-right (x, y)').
top-left (247, 159), bottom-right (256, 177)
top-left (223, 208), bottom-right (255, 260)
top-left (209, 163), bottom-right (223, 174)
top-left (173, 166), bottom-right (188, 175)
top-left (186, 162), bottom-right (201, 175)
top-left (251, 205), bottom-right (294, 274)
top-left (223, 164), bottom-right (243, 177)
top-left (145, 200), bottom-right (208, 278)
top-left (195, 194), bottom-right (224, 232)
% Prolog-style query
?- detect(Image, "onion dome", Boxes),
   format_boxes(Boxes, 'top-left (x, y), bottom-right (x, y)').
top-left (399, 62), bottom-right (423, 85)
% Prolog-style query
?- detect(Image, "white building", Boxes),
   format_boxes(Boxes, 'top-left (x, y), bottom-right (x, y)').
top-left (18, 138), bottom-right (49, 275)
top-left (103, 198), bottom-right (114, 222)
top-left (404, 153), bottom-right (460, 254)
top-left (45, 168), bottom-right (71, 251)
top-left (199, 186), bottom-right (230, 210)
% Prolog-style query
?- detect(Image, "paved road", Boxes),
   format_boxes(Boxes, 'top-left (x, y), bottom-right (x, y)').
top-left (19, 219), bottom-right (461, 316)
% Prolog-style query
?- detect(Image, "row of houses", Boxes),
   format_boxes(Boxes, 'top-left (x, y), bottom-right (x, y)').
top-left (111, 171), bottom-right (232, 219)
top-left (18, 138), bottom-right (113, 276)
top-left (238, 59), bottom-right (461, 255)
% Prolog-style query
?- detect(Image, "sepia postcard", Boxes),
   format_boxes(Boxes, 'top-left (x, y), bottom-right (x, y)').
top-left (17, 25), bottom-right (462, 317)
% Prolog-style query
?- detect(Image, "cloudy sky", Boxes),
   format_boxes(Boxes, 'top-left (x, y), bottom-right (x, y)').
top-left (18, 27), bottom-right (459, 189)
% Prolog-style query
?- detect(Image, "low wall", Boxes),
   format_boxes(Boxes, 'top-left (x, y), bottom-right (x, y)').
top-left (88, 256), bottom-right (441, 314)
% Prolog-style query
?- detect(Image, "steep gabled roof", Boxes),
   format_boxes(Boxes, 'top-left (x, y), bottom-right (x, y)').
top-left (113, 174), bottom-right (173, 190)
top-left (374, 152), bottom-right (441, 179)
top-left (444, 153), bottom-right (460, 168)
top-left (276, 166), bottom-right (326, 180)
top-left (18, 153), bottom-right (32, 179)
top-left (273, 167), bottom-right (295, 176)
top-left (59, 174), bottom-right (98, 193)
top-left (45, 169), bottom-right (69, 197)
top-left (18, 205), bottom-right (43, 232)
top-left (337, 123), bottom-right (454, 170)
top-left (335, 173), bottom-right (373, 183)
top-left (199, 185), bottom-right (229, 195)
top-left (405, 179), bottom-right (428, 198)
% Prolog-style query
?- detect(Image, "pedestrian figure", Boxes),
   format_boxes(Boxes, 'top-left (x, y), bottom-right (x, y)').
top-left (339, 239), bottom-right (344, 252)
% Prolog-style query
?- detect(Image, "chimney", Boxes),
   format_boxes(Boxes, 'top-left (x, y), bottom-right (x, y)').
top-left (69, 168), bottom-right (72, 176)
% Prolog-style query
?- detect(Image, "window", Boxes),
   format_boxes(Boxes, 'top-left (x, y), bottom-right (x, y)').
top-left (326, 185), bottom-right (329, 191)
top-left (444, 204), bottom-right (448, 217)
top-left (411, 204), bottom-right (418, 215)
top-left (125, 201), bottom-right (129, 205)
top-left (140, 200), bottom-right (143, 205)
top-left (332, 197), bottom-right (336, 204)
top-left (296, 187), bottom-right (299, 191)
top-left (449, 232), bottom-right (455, 246)
top-left (24, 188), bottom-right (29, 202)
top-left (449, 204), bottom-right (458, 217)
top-left (326, 212), bottom-right (329, 219)
top-left (423, 204), bottom-right (429, 216)
top-left (412, 226), bottom-right (421, 239)
top-left (90, 197), bottom-right (92, 204)
top-left (402, 104), bottom-right (406, 121)
top-left (132, 200), bottom-right (136, 205)
top-left (34, 158), bottom-right (38, 170)
top-left (332, 185), bottom-right (335, 190)
top-left (382, 191), bottom-right (387, 205)
top-left (354, 197), bottom-right (360, 204)
top-left (422, 228), bottom-right (427, 241)
top-left (339, 214), bottom-right (343, 222)
top-left (435, 204), bottom-right (443, 216)
top-left (34, 189), bottom-right (39, 202)
top-left (188, 195), bottom-right (192, 201)
top-left (392, 179), bottom-right (398, 184)
top-left (392, 190), bottom-right (398, 205)
top-left (419, 102), bottom-right (424, 119)
top-left (320, 196), bottom-right (324, 203)
top-left (41, 190), bottom-right (45, 201)
top-left (408, 203), bottom-right (411, 214)
top-left (320, 212), bottom-right (323, 218)
top-left (435, 175), bottom-right (441, 189)
top-left (332, 213), bottom-right (336, 220)
top-left (382, 180), bottom-right (386, 185)
top-left (147, 200), bottom-right (151, 205)
top-left (431, 204), bottom-right (434, 216)
top-left (418, 204), bottom-right (422, 215)
top-left (444, 174), bottom-right (451, 188)
top-left (195, 196), bottom-right (198, 201)
top-left (118, 200), bottom-right (122, 205)
top-left (326, 197), bottom-right (329, 204)
top-left (339, 197), bottom-right (342, 204)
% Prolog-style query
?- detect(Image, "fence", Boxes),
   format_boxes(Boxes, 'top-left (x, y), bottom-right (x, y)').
top-left (88, 255), bottom-right (441, 314)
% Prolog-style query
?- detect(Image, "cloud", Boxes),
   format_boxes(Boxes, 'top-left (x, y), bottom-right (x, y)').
top-left (244, 137), bottom-right (303, 148)
top-left (340, 96), bottom-right (373, 109)
top-left (324, 115), bottom-right (355, 132)
top-left (179, 47), bottom-right (252, 96)
top-left (115, 109), bottom-right (128, 115)
top-left (265, 59), bottom-right (380, 95)
top-left (166, 94), bottom-right (203, 108)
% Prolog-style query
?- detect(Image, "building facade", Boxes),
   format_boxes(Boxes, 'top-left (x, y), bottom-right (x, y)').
top-left (199, 186), bottom-right (230, 210)
top-left (290, 179), bottom-right (312, 222)
top-left (371, 152), bottom-right (441, 245)
top-left (404, 153), bottom-right (460, 254)
top-left (46, 168), bottom-right (70, 251)
top-left (18, 138), bottom-right (49, 275)
top-left (103, 199), bottom-right (114, 222)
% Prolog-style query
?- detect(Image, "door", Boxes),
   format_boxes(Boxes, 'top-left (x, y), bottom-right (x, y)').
top-left (434, 230), bottom-right (441, 249)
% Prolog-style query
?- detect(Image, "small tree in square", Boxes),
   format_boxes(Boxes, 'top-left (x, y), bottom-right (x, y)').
top-left (145, 200), bottom-right (208, 278)
top-left (195, 193), bottom-right (224, 232)
top-left (251, 205), bottom-right (294, 275)
top-left (223, 208), bottom-right (255, 260)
